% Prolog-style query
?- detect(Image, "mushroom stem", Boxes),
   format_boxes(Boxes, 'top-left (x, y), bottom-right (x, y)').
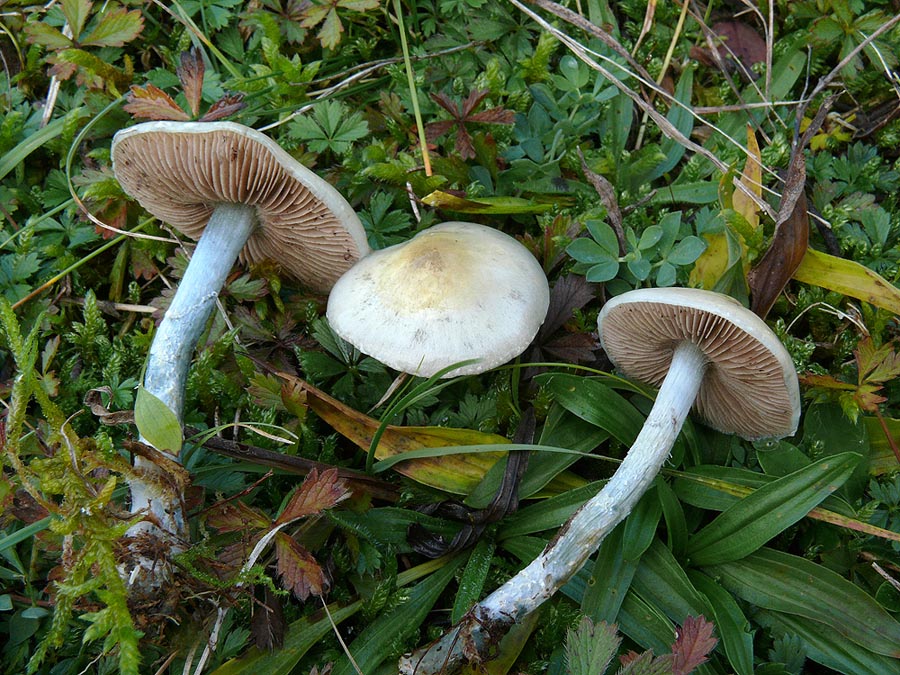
top-left (400, 340), bottom-right (708, 674)
top-left (130, 203), bottom-right (256, 537)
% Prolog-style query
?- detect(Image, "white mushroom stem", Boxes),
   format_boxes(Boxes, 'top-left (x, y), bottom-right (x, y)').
top-left (400, 340), bottom-right (709, 674)
top-left (129, 203), bottom-right (256, 538)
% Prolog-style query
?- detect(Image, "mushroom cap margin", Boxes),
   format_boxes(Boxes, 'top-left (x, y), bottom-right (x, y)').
top-left (597, 287), bottom-right (801, 440)
top-left (111, 120), bottom-right (370, 293)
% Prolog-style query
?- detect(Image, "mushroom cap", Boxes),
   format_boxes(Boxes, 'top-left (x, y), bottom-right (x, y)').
top-left (597, 287), bottom-right (800, 440)
top-left (111, 120), bottom-right (369, 293)
top-left (326, 221), bottom-right (550, 378)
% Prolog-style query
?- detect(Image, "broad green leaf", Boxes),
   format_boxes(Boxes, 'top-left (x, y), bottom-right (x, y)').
top-left (686, 452), bottom-right (860, 566)
top-left (648, 66), bottom-right (695, 181)
top-left (134, 386), bottom-right (182, 455)
top-left (582, 523), bottom-right (636, 623)
top-left (538, 373), bottom-right (646, 446)
top-left (210, 600), bottom-right (362, 674)
top-left (461, 608), bottom-right (540, 675)
top-left (24, 22), bottom-right (73, 50)
top-left (422, 190), bottom-right (557, 214)
top-left (689, 571), bottom-right (754, 675)
top-left (756, 610), bottom-right (900, 675)
top-left (452, 537), bottom-right (495, 623)
top-left (650, 181), bottom-right (719, 205)
top-left (501, 481), bottom-right (603, 539)
top-left (61, 0), bottom-right (92, 40)
top-left (331, 556), bottom-right (464, 675)
top-left (792, 247), bottom-right (900, 315)
top-left (79, 7), bottom-right (143, 47)
top-left (618, 590), bottom-right (675, 655)
top-left (632, 540), bottom-right (712, 623)
top-left (707, 548), bottom-right (900, 657)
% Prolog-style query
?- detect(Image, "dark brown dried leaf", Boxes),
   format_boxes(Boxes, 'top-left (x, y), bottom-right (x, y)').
top-left (251, 585), bottom-right (285, 651)
top-left (206, 499), bottom-right (271, 533)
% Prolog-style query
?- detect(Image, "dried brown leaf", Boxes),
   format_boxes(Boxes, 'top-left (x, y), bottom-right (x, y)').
top-left (83, 388), bottom-right (135, 425)
top-left (748, 95), bottom-right (838, 318)
top-left (274, 531), bottom-right (327, 600)
top-left (252, 585), bottom-right (285, 651)
top-left (275, 467), bottom-right (350, 526)
top-left (711, 21), bottom-right (767, 71)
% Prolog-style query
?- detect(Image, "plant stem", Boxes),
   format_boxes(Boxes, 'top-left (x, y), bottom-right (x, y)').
top-left (129, 203), bottom-right (256, 539)
top-left (400, 340), bottom-right (708, 674)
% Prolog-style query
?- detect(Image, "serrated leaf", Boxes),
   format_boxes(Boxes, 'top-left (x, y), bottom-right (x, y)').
top-left (316, 8), bottom-right (343, 49)
top-left (134, 386), bottom-right (182, 455)
top-left (671, 616), bottom-right (717, 675)
top-left (79, 7), bottom-right (143, 47)
top-left (274, 532), bottom-right (326, 600)
top-left (61, 0), bottom-right (92, 41)
top-left (200, 94), bottom-right (246, 122)
top-left (275, 467), bottom-right (350, 526)
top-left (123, 84), bottom-right (190, 121)
top-left (565, 617), bottom-right (620, 675)
top-left (24, 21), bottom-right (74, 50)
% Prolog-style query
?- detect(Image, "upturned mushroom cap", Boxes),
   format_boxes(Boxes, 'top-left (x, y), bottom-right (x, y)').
top-left (326, 221), bottom-right (550, 378)
top-left (112, 120), bottom-right (369, 292)
top-left (597, 287), bottom-right (800, 440)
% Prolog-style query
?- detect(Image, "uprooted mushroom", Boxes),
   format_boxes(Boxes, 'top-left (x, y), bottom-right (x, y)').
top-left (112, 120), bottom-right (369, 589)
top-left (401, 286), bottom-right (801, 674)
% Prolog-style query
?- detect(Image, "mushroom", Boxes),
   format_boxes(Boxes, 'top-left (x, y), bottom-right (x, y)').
top-left (326, 221), bottom-right (550, 378)
top-left (400, 287), bottom-right (800, 674)
top-left (112, 121), bottom-right (369, 546)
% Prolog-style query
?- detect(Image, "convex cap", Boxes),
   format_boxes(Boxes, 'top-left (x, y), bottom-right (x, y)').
top-left (598, 287), bottom-right (800, 440)
top-left (327, 221), bottom-right (550, 378)
top-left (112, 120), bottom-right (369, 292)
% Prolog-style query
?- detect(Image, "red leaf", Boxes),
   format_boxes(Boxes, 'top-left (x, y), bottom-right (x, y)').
top-left (123, 84), bottom-right (190, 121)
top-left (460, 89), bottom-right (489, 117)
top-left (200, 93), bottom-right (246, 122)
top-left (430, 91), bottom-right (461, 117)
top-left (467, 107), bottom-right (515, 125)
top-left (671, 615), bottom-right (718, 675)
top-left (711, 21), bottom-right (767, 70)
top-left (275, 467), bottom-right (350, 526)
top-left (177, 48), bottom-right (205, 118)
top-left (274, 531), bottom-right (327, 600)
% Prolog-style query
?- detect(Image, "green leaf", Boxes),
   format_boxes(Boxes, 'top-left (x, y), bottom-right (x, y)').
top-left (686, 453), bottom-right (860, 566)
top-left (316, 7), bottom-right (342, 50)
top-left (632, 540), bottom-right (712, 624)
top-left (421, 190), bottom-right (556, 214)
top-left (537, 373), bottom-right (646, 446)
top-left (61, 0), bottom-right (92, 41)
top-left (756, 610), bottom-right (900, 675)
top-left (568, 238), bottom-right (616, 264)
top-left (565, 617), bottom-right (621, 675)
top-left (24, 22), bottom-right (73, 50)
top-left (706, 547), bottom-right (900, 657)
top-left (649, 67), bottom-right (694, 181)
top-left (667, 236), bottom-right (707, 265)
top-left (79, 7), bottom-right (143, 47)
top-left (651, 182), bottom-right (719, 205)
top-left (134, 386), bottom-right (183, 455)
top-left (331, 556), bottom-right (463, 675)
top-left (451, 537), bottom-right (495, 623)
top-left (586, 259), bottom-right (621, 283)
top-left (688, 571), bottom-right (754, 675)
top-left (209, 601), bottom-right (363, 675)
top-left (291, 100), bottom-right (369, 155)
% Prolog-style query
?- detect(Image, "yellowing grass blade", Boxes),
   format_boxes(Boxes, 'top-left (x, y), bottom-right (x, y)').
top-left (792, 247), bottom-right (900, 316)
